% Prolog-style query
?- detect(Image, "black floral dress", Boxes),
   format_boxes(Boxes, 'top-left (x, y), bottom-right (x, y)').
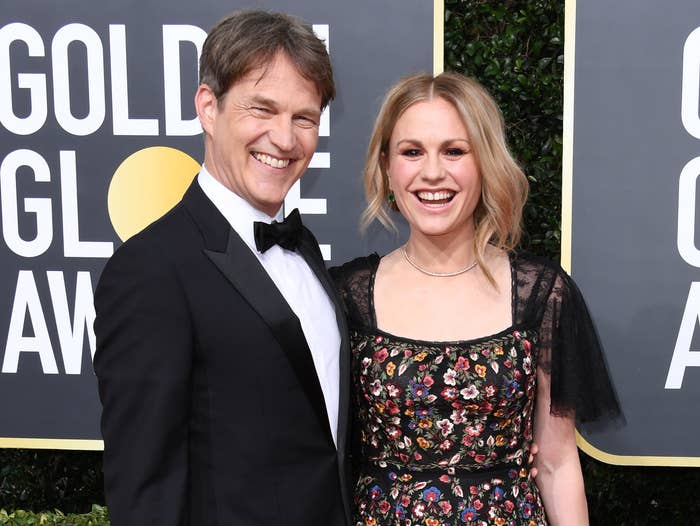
top-left (330, 252), bottom-right (620, 526)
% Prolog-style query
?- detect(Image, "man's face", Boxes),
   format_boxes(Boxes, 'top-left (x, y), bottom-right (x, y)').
top-left (197, 52), bottom-right (322, 216)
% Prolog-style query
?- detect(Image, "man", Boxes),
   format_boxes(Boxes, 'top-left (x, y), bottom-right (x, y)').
top-left (94, 10), bottom-right (351, 526)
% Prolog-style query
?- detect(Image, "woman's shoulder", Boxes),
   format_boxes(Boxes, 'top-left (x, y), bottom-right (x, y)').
top-left (328, 253), bottom-right (381, 287)
top-left (329, 253), bottom-right (382, 328)
top-left (511, 250), bottom-right (566, 273)
top-left (511, 250), bottom-right (573, 290)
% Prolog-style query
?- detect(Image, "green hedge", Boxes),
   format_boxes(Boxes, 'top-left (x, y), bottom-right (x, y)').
top-left (0, 505), bottom-right (108, 526)
top-left (445, 0), bottom-right (564, 257)
top-left (0, 450), bottom-right (103, 514)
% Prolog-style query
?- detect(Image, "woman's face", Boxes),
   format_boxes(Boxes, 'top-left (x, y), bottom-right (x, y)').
top-left (385, 97), bottom-right (481, 241)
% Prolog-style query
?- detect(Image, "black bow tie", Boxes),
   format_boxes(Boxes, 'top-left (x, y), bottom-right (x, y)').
top-left (254, 208), bottom-right (303, 253)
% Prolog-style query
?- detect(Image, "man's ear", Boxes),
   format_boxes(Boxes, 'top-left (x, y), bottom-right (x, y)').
top-left (195, 84), bottom-right (217, 135)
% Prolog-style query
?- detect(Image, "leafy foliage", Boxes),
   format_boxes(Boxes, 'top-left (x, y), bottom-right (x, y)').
top-left (445, 0), bottom-right (564, 256)
top-left (0, 505), bottom-right (108, 526)
top-left (0, 450), bottom-right (103, 514)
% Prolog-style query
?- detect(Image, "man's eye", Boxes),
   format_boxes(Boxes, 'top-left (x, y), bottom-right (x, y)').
top-left (250, 107), bottom-right (272, 116)
top-left (295, 115), bottom-right (319, 128)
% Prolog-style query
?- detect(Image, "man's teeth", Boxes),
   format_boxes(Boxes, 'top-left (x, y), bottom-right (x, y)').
top-left (253, 153), bottom-right (290, 168)
top-left (417, 191), bottom-right (455, 201)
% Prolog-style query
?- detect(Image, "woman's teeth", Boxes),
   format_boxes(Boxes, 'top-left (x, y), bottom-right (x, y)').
top-left (416, 191), bottom-right (455, 205)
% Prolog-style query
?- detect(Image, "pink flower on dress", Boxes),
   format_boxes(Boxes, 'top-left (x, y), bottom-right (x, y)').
top-left (443, 369), bottom-right (457, 386)
top-left (437, 418), bottom-right (454, 436)
top-left (455, 356), bottom-right (470, 371)
top-left (374, 348), bottom-right (388, 363)
top-left (386, 382), bottom-right (402, 397)
top-left (460, 385), bottom-right (478, 400)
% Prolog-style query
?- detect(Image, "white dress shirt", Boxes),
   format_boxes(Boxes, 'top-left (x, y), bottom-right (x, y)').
top-left (198, 166), bottom-right (341, 446)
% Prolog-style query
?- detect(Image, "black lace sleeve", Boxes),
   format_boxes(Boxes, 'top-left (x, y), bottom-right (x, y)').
top-left (329, 254), bottom-right (380, 329)
top-left (538, 264), bottom-right (622, 423)
top-left (513, 253), bottom-right (622, 424)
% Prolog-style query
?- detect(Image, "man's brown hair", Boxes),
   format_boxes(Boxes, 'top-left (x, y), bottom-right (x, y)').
top-left (199, 10), bottom-right (335, 109)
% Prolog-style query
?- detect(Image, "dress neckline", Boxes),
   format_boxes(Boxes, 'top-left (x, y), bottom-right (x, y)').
top-left (366, 251), bottom-right (519, 346)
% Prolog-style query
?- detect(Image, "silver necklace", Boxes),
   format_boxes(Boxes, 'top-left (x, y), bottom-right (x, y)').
top-left (401, 245), bottom-right (478, 277)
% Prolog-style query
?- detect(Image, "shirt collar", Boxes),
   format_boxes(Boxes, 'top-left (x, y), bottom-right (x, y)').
top-left (197, 165), bottom-right (283, 252)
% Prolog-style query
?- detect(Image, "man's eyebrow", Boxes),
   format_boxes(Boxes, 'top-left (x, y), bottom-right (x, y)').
top-left (248, 95), bottom-right (278, 108)
top-left (248, 95), bottom-right (321, 119)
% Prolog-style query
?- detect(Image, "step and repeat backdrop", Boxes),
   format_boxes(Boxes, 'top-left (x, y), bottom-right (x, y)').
top-left (2, 0), bottom-right (698, 467)
top-left (0, 0), bottom-right (437, 448)
top-left (568, 0), bottom-right (700, 465)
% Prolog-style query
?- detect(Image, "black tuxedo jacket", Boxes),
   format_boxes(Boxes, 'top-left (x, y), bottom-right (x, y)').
top-left (94, 180), bottom-right (352, 526)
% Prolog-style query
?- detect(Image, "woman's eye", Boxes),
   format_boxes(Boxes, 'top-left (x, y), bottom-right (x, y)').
top-left (401, 149), bottom-right (422, 157)
top-left (445, 148), bottom-right (467, 157)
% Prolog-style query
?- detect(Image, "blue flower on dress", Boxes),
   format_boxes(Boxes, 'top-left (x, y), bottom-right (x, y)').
top-left (409, 380), bottom-right (429, 398)
top-left (492, 486), bottom-right (505, 501)
top-left (369, 485), bottom-right (383, 500)
top-left (422, 486), bottom-right (442, 502)
top-left (521, 502), bottom-right (533, 518)
top-left (461, 507), bottom-right (477, 522)
top-left (504, 379), bottom-right (519, 398)
top-left (395, 505), bottom-right (406, 520)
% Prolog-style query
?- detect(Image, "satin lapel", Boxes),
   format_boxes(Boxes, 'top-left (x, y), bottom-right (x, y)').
top-left (297, 231), bottom-right (351, 453)
top-left (182, 183), bottom-right (332, 440)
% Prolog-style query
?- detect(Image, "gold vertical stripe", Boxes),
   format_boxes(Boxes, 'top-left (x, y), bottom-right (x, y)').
top-left (434, 0), bottom-right (445, 74)
top-left (561, 0), bottom-right (576, 273)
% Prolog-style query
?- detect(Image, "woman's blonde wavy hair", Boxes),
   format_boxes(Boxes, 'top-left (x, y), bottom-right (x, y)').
top-left (361, 71), bottom-right (529, 285)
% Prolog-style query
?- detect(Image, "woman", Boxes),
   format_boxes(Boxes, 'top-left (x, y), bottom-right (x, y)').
top-left (331, 72), bottom-right (620, 525)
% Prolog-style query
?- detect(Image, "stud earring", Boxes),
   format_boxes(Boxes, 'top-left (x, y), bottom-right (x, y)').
top-left (388, 191), bottom-right (395, 204)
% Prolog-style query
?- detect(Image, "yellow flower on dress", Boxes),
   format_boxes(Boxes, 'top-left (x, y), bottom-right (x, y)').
top-left (418, 419), bottom-right (433, 429)
top-left (386, 361), bottom-right (396, 376)
top-left (475, 364), bottom-right (487, 378)
top-left (413, 351), bottom-right (428, 362)
top-left (417, 437), bottom-right (432, 449)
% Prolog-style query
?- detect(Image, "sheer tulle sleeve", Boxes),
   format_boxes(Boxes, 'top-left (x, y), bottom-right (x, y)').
top-left (537, 266), bottom-right (622, 424)
top-left (329, 254), bottom-right (379, 329)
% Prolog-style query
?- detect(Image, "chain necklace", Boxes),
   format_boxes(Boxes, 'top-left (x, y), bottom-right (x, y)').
top-left (401, 245), bottom-right (478, 277)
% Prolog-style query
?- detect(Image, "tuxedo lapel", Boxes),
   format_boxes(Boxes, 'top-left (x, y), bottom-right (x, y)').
top-left (182, 182), bottom-right (333, 442)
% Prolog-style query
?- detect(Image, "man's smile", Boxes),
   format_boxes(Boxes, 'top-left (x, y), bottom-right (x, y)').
top-left (251, 151), bottom-right (292, 168)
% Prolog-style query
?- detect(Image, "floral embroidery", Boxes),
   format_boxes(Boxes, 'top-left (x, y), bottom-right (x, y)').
top-left (352, 330), bottom-right (547, 526)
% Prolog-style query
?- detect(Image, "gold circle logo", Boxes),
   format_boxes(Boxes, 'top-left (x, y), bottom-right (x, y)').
top-left (108, 146), bottom-right (199, 241)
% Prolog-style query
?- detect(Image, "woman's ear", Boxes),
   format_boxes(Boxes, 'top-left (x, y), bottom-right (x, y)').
top-left (381, 151), bottom-right (391, 188)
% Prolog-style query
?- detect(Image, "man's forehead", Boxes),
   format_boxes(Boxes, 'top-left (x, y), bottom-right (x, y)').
top-left (230, 57), bottom-right (321, 109)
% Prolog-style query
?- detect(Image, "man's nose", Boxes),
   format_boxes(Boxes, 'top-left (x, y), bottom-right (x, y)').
top-left (268, 116), bottom-right (296, 152)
